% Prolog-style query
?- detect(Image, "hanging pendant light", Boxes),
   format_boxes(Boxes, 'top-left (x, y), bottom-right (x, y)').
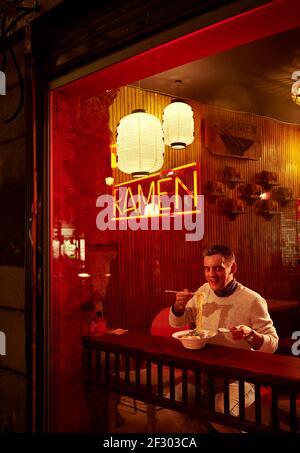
top-left (116, 108), bottom-right (164, 177)
top-left (162, 80), bottom-right (194, 149)
top-left (105, 176), bottom-right (114, 186)
top-left (291, 71), bottom-right (300, 106)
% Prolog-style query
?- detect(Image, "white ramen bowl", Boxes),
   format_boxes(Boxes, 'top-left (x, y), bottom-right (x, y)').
top-left (172, 329), bottom-right (216, 350)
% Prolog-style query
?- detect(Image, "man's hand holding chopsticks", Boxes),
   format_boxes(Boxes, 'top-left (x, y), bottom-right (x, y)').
top-left (173, 289), bottom-right (192, 315)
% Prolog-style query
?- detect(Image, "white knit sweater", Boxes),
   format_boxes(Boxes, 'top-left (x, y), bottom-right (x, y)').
top-left (169, 282), bottom-right (278, 353)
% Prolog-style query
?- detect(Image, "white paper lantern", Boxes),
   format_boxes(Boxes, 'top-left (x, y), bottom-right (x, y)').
top-left (163, 100), bottom-right (194, 149)
top-left (116, 109), bottom-right (164, 177)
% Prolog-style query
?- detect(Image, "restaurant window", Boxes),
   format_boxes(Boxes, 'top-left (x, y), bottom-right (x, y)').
top-left (50, 77), bottom-right (203, 432)
top-left (48, 5), bottom-right (300, 431)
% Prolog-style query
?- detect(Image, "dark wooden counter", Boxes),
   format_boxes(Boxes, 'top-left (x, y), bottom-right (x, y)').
top-left (267, 299), bottom-right (300, 341)
top-left (267, 299), bottom-right (300, 312)
top-left (83, 332), bottom-right (300, 387)
top-left (82, 332), bottom-right (300, 432)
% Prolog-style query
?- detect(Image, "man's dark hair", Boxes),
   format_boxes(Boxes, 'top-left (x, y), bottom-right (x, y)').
top-left (202, 244), bottom-right (235, 263)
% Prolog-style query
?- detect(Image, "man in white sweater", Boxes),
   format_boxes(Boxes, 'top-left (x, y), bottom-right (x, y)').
top-left (169, 244), bottom-right (278, 432)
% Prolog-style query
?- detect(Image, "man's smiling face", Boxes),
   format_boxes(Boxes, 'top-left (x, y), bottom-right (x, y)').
top-left (203, 254), bottom-right (236, 291)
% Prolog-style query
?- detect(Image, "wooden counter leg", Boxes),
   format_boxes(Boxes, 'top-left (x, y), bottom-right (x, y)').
top-left (147, 404), bottom-right (157, 432)
top-left (107, 392), bottom-right (118, 432)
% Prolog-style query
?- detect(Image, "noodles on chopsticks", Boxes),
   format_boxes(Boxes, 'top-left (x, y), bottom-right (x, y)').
top-left (195, 292), bottom-right (205, 333)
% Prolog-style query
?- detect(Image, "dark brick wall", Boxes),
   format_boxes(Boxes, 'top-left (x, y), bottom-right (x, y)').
top-left (0, 34), bottom-right (26, 431)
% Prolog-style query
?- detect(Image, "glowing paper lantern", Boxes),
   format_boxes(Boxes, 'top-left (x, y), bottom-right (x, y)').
top-left (163, 100), bottom-right (194, 149)
top-left (116, 109), bottom-right (164, 177)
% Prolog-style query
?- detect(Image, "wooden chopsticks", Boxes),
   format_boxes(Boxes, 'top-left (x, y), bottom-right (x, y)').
top-left (164, 290), bottom-right (198, 296)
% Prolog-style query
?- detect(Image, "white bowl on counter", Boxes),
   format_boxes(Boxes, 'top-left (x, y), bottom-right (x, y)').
top-left (172, 329), bottom-right (216, 350)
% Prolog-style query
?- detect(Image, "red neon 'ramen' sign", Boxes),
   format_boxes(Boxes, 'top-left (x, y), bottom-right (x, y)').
top-left (112, 162), bottom-right (200, 220)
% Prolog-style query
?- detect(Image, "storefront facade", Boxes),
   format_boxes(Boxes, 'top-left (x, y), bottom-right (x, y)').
top-left (28, 0), bottom-right (300, 432)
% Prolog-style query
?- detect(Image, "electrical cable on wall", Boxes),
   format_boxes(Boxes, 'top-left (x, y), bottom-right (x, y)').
top-left (0, 1), bottom-right (39, 124)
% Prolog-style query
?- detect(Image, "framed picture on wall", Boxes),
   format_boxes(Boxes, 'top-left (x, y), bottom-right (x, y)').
top-left (204, 109), bottom-right (261, 160)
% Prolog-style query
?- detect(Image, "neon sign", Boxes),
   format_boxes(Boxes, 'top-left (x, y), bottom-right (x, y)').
top-left (112, 162), bottom-right (200, 219)
top-left (96, 162), bottom-right (204, 241)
